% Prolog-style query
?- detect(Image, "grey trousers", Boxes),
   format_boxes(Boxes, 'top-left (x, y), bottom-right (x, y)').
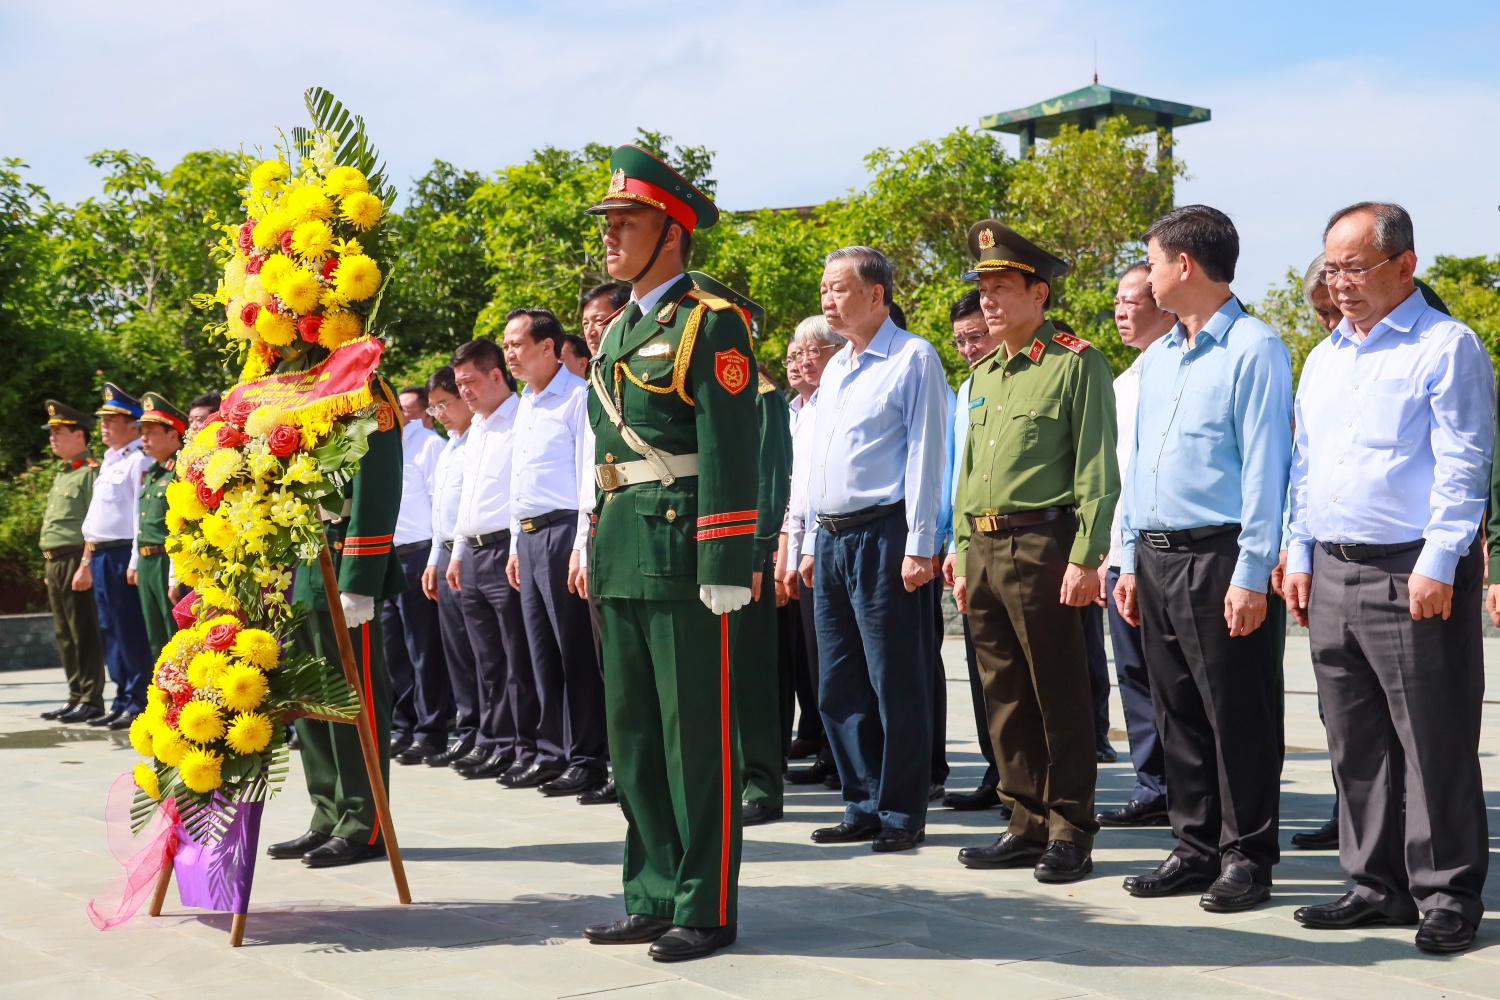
top-left (1310, 542), bottom-right (1488, 925)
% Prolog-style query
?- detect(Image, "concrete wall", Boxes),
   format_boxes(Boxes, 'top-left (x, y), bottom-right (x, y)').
top-left (0, 614), bottom-right (60, 672)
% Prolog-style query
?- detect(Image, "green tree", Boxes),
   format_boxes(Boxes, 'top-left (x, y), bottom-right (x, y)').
top-left (1423, 255), bottom-right (1500, 367)
top-left (1247, 267), bottom-right (1326, 388)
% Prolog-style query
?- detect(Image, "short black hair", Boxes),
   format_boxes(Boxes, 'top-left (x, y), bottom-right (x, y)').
top-left (950, 288), bottom-right (982, 325)
top-left (887, 302), bottom-right (907, 329)
top-left (1051, 318), bottom-right (1075, 334)
top-left (189, 392), bottom-right (221, 412)
top-left (398, 384), bottom-right (428, 408)
top-left (581, 282), bottom-right (631, 313)
top-left (426, 365), bottom-right (457, 397)
top-left (1324, 201), bottom-right (1415, 257)
top-left (562, 333), bottom-right (589, 360)
top-left (451, 338), bottom-right (518, 391)
top-left (1143, 204), bottom-right (1239, 284)
top-left (1118, 260), bottom-right (1150, 285)
top-left (505, 307), bottom-right (565, 358)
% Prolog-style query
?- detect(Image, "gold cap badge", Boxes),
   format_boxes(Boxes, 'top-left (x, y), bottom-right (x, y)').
top-left (608, 169), bottom-right (626, 196)
top-left (977, 228), bottom-right (995, 250)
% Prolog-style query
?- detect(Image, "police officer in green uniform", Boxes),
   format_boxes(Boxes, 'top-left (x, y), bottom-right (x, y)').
top-left (37, 401), bottom-right (106, 723)
top-left (133, 392), bottom-right (186, 660)
top-left (688, 272), bottom-right (794, 827)
top-left (951, 220), bottom-right (1119, 883)
top-left (580, 146), bottom-right (760, 962)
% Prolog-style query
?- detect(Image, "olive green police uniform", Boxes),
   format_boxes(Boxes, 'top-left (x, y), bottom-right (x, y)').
top-left (954, 220), bottom-right (1119, 856)
top-left (585, 148), bottom-right (760, 932)
top-left (135, 392), bottom-right (186, 657)
top-left (39, 401), bottom-right (106, 711)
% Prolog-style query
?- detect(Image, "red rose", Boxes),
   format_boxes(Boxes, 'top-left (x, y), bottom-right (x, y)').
top-left (229, 399), bottom-right (257, 427)
top-left (240, 301), bottom-right (260, 327)
top-left (320, 258), bottom-right (339, 280)
top-left (165, 706), bottom-right (181, 729)
top-left (196, 482), bottom-right (223, 509)
top-left (237, 221), bottom-right (255, 253)
top-left (215, 424), bottom-right (244, 448)
top-left (244, 254), bottom-right (264, 276)
top-left (267, 424), bottom-right (301, 457)
top-left (279, 231), bottom-right (294, 255)
top-left (297, 314), bottom-right (323, 342)
top-left (204, 620), bottom-right (241, 651)
top-left (170, 684), bottom-right (193, 708)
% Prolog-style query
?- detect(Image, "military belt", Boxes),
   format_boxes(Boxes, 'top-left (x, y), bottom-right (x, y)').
top-left (87, 539), bottom-right (132, 553)
top-left (518, 509), bottom-right (576, 533)
top-left (595, 453), bottom-right (699, 492)
top-left (816, 501), bottom-right (905, 534)
top-left (464, 530), bottom-right (511, 551)
top-left (42, 545), bottom-right (85, 561)
top-left (1319, 539), bottom-right (1422, 562)
top-left (970, 505), bottom-right (1073, 534)
top-left (137, 544), bottom-right (167, 557)
top-left (1139, 523), bottom-right (1239, 551)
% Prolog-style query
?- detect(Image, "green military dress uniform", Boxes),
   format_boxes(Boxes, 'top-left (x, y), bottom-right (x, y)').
top-left (287, 369), bottom-right (408, 846)
top-left (585, 148), bottom-right (760, 930)
top-left (39, 400), bottom-right (106, 710)
top-left (135, 392), bottom-right (186, 657)
top-left (953, 220), bottom-right (1119, 853)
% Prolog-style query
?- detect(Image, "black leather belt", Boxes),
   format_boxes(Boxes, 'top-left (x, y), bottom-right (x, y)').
top-left (394, 540), bottom-right (430, 557)
top-left (816, 501), bottom-right (904, 534)
top-left (42, 545), bottom-right (85, 561)
top-left (519, 509), bottom-right (576, 534)
top-left (88, 539), bottom-right (132, 553)
top-left (464, 530), bottom-right (511, 551)
top-left (1139, 524), bottom-right (1239, 551)
top-left (442, 539), bottom-right (454, 552)
top-left (971, 505), bottom-right (1073, 534)
top-left (1320, 539), bottom-right (1423, 562)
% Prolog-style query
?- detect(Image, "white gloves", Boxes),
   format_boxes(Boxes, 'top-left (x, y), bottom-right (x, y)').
top-left (340, 592), bottom-right (376, 627)
top-left (699, 585), bottom-right (752, 616)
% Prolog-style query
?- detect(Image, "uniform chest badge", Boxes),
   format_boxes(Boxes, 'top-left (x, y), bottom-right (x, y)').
top-left (714, 349), bottom-right (751, 394)
top-left (637, 341), bottom-right (672, 359)
top-left (375, 402), bottom-right (396, 432)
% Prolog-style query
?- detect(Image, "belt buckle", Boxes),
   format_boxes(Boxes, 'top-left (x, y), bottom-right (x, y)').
top-left (1336, 543), bottom-right (1357, 560)
top-left (596, 463), bottom-right (620, 492)
top-left (1144, 531), bottom-right (1171, 550)
top-left (974, 514), bottom-right (998, 533)
top-left (519, 518), bottom-right (535, 534)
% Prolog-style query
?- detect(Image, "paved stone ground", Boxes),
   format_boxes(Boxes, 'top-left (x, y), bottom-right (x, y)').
top-left (2, 636), bottom-right (1498, 999)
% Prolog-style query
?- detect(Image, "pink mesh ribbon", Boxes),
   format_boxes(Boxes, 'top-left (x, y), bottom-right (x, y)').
top-left (87, 773), bottom-right (179, 930)
top-left (170, 591), bottom-right (197, 630)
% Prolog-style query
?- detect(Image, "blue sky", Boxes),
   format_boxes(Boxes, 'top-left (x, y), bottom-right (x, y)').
top-left (2, 0), bottom-right (1497, 296)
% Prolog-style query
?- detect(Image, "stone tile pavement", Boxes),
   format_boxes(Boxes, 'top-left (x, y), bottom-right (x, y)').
top-left (1, 636), bottom-right (1497, 999)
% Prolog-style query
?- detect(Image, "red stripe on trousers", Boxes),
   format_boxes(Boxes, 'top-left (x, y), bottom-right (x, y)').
top-left (719, 613), bottom-right (731, 927)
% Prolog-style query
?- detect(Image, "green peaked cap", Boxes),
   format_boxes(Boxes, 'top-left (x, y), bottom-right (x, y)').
top-left (586, 145), bottom-right (719, 232)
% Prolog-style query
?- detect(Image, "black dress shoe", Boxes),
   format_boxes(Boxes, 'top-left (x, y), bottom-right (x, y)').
top-left (958, 832), bottom-right (1046, 870)
top-left (395, 742), bottom-right (443, 765)
top-left (1123, 854), bottom-right (1217, 897)
top-left (787, 737), bottom-right (820, 759)
top-left (1294, 891), bottom-right (1413, 929)
top-left (648, 923), bottom-right (737, 962)
top-left (1415, 908), bottom-right (1476, 954)
top-left (742, 800), bottom-right (783, 825)
top-left (785, 760), bottom-right (835, 785)
top-left (928, 783), bottom-right (945, 802)
top-left (1034, 840), bottom-right (1093, 883)
top-left (499, 761), bottom-right (564, 788)
top-left (540, 764), bottom-right (608, 797)
top-left (1199, 863), bottom-right (1270, 912)
top-left (303, 837), bottom-right (386, 868)
top-left (87, 707), bottom-right (124, 727)
top-left (872, 827), bottom-right (925, 852)
top-left (579, 778), bottom-right (618, 805)
top-left (1096, 744), bottom-right (1119, 763)
top-left (61, 704), bottom-right (104, 724)
top-left (389, 736), bottom-right (413, 757)
top-left (1096, 798), bottom-right (1170, 827)
top-left (583, 913), bottom-right (673, 944)
top-left (822, 772), bottom-right (842, 789)
top-left (426, 738), bottom-right (475, 767)
top-left (1290, 818), bottom-right (1340, 850)
top-left (266, 830), bottom-right (332, 860)
top-left (457, 748), bottom-right (514, 780)
top-left (811, 818), bottom-right (880, 843)
top-left (106, 710), bottom-right (141, 731)
top-left (450, 745), bottom-right (491, 771)
top-left (944, 784), bottom-right (1001, 811)
top-left (40, 703), bottom-right (76, 720)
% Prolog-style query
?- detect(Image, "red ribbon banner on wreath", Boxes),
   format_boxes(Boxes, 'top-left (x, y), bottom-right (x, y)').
top-left (220, 336), bottom-right (385, 426)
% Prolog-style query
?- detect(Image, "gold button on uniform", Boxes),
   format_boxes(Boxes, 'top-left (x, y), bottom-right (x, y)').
top-left (605, 452), bottom-right (615, 463)
top-left (1029, 409), bottom-right (1037, 418)
top-left (665, 509), bottom-right (677, 522)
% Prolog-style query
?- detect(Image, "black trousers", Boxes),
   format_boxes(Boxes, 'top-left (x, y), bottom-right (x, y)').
top-left (1105, 566), bottom-right (1167, 807)
top-left (516, 518), bottom-right (606, 770)
top-left (960, 615), bottom-right (1000, 789)
top-left (435, 544), bottom-right (479, 747)
top-left (458, 540), bottom-right (535, 758)
top-left (927, 579), bottom-right (948, 784)
top-left (1310, 542), bottom-right (1488, 925)
top-left (382, 542), bottom-right (453, 747)
top-left (796, 578), bottom-right (830, 761)
top-left (1082, 603), bottom-right (1111, 751)
top-left (774, 598), bottom-right (799, 752)
top-left (1135, 528), bottom-right (1284, 883)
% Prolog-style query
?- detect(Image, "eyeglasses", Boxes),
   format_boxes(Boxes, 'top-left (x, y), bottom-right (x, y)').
top-left (784, 344), bottom-right (837, 365)
top-left (425, 402), bottom-right (449, 416)
top-left (952, 333), bottom-right (988, 350)
top-left (1322, 254), bottom-right (1399, 286)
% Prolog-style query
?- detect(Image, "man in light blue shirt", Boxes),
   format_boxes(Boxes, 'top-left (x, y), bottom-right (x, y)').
top-left (1284, 203), bottom-right (1492, 955)
top-left (1113, 205), bottom-right (1292, 913)
top-left (797, 246), bottom-right (949, 852)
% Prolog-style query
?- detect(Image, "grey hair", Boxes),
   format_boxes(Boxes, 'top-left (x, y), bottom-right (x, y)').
top-left (1118, 260), bottom-right (1150, 287)
top-left (792, 314), bottom-right (845, 350)
top-left (1324, 202), bottom-right (1415, 256)
top-left (1302, 253), bottom-right (1328, 307)
top-left (824, 246), bottom-right (894, 305)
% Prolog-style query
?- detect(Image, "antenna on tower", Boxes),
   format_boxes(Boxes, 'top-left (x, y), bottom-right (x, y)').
top-left (1093, 41), bottom-right (1098, 84)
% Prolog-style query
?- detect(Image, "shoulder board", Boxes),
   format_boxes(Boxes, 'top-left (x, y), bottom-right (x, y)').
top-left (1052, 332), bottom-right (1091, 354)
top-left (758, 372), bottom-right (778, 395)
top-left (85, 458), bottom-right (100, 468)
top-left (685, 288), bottom-right (734, 312)
top-left (974, 345), bottom-right (1003, 369)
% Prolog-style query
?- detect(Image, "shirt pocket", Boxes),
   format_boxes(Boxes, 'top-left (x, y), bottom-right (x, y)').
top-left (619, 356), bottom-right (679, 425)
top-left (634, 488), bottom-right (697, 577)
top-left (1178, 382), bottom-right (1233, 438)
top-left (1359, 377), bottom-right (1421, 447)
top-left (1004, 397), bottom-right (1062, 456)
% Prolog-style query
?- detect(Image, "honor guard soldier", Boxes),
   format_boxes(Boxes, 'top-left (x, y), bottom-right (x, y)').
top-left (76, 383), bottom-right (154, 728)
top-left (580, 145), bottom-right (760, 962)
top-left (689, 272), bottom-right (793, 827)
top-left (134, 392), bottom-right (186, 667)
top-left (38, 401), bottom-right (107, 723)
top-left (952, 220), bottom-right (1119, 883)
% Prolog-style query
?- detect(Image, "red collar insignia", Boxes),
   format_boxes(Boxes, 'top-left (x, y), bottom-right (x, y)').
top-left (1027, 339), bottom-right (1045, 363)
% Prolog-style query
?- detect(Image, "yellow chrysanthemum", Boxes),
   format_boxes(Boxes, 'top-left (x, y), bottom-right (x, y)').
top-left (323, 165), bottom-right (368, 198)
top-left (165, 478), bottom-right (207, 522)
top-left (243, 405), bottom-right (286, 439)
top-left (249, 159), bottom-right (288, 192)
top-left (339, 192), bottom-right (383, 231)
top-left (217, 664), bottom-right (269, 713)
top-left (318, 310), bottom-right (364, 348)
top-left (333, 254), bottom-right (381, 301)
top-left (202, 449), bottom-right (244, 490)
top-left (128, 715), bottom-right (155, 756)
top-left (179, 747), bottom-right (223, 794)
top-left (290, 220), bottom-right (334, 262)
top-left (255, 309), bottom-right (297, 347)
top-left (147, 685), bottom-right (171, 710)
top-left (153, 730), bottom-right (189, 768)
top-left (192, 424), bottom-right (221, 450)
top-left (258, 253), bottom-right (294, 296)
top-left (133, 762), bottom-right (161, 800)
top-left (285, 184), bottom-right (335, 224)
top-left (198, 583), bottom-right (240, 613)
top-left (177, 700), bottom-right (226, 743)
top-left (187, 649), bottom-right (232, 689)
top-left (224, 712), bottom-right (273, 755)
top-left (278, 268), bottom-right (322, 314)
top-left (251, 211), bottom-right (291, 250)
top-left (224, 255), bottom-right (247, 298)
top-left (232, 628), bottom-right (280, 671)
top-left (200, 513), bottom-right (235, 552)
top-left (242, 274), bottom-right (271, 307)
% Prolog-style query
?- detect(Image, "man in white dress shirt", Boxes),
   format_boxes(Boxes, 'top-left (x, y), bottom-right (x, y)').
top-left (382, 385), bottom-right (452, 765)
top-left (445, 338), bottom-right (539, 783)
top-left (503, 307), bottom-right (607, 798)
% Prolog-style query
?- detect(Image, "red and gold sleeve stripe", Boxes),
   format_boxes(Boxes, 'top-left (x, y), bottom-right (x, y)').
top-left (342, 533), bottom-right (394, 556)
top-left (695, 510), bottom-right (756, 542)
